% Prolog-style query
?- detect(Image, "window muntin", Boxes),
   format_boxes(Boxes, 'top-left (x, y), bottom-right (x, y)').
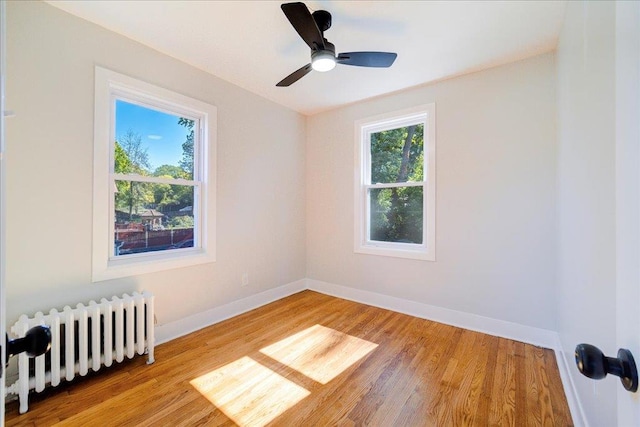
top-left (93, 67), bottom-right (216, 281)
top-left (355, 104), bottom-right (435, 260)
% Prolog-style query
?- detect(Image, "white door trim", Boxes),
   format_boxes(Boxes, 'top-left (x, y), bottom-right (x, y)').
top-left (1, 0), bottom-right (8, 423)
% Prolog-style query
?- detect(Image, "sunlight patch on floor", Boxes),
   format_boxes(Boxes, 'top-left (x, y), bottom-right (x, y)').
top-left (190, 356), bottom-right (310, 427)
top-left (259, 324), bottom-right (379, 384)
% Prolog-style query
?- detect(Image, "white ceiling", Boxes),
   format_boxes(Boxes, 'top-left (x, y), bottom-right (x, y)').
top-left (47, 1), bottom-right (567, 116)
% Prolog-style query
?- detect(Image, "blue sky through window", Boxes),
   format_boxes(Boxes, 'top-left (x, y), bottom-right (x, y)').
top-left (115, 100), bottom-right (191, 171)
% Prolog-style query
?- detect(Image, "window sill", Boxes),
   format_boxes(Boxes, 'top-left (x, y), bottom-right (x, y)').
top-left (92, 248), bottom-right (215, 282)
top-left (354, 244), bottom-right (435, 261)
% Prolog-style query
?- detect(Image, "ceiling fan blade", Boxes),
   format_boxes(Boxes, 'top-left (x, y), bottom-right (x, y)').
top-left (281, 2), bottom-right (325, 50)
top-left (337, 52), bottom-right (398, 68)
top-left (276, 63), bottom-right (313, 87)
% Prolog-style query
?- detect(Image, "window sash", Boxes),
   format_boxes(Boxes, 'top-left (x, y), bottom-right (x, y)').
top-left (109, 180), bottom-right (202, 259)
top-left (363, 118), bottom-right (427, 245)
top-left (363, 119), bottom-right (427, 187)
top-left (109, 100), bottom-right (203, 259)
top-left (110, 95), bottom-right (203, 180)
top-left (364, 184), bottom-right (427, 248)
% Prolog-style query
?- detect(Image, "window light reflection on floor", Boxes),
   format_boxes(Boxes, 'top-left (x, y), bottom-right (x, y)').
top-left (190, 325), bottom-right (378, 426)
top-left (260, 324), bottom-right (378, 384)
top-left (190, 356), bottom-right (310, 427)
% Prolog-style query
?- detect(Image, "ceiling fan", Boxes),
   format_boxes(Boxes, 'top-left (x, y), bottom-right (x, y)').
top-left (276, 2), bottom-right (398, 87)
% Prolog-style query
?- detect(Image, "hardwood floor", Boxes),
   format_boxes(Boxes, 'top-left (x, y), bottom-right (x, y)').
top-left (5, 291), bottom-right (573, 426)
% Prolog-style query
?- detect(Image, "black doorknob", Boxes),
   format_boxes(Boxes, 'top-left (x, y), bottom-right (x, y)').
top-left (6, 325), bottom-right (52, 359)
top-left (575, 343), bottom-right (638, 392)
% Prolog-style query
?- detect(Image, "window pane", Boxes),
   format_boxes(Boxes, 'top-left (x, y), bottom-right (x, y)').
top-left (114, 181), bottom-right (195, 256)
top-left (115, 100), bottom-right (195, 180)
top-left (369, 186), bottom-right (423, 244)
top-left (370, 124), bottom-right (424, 184)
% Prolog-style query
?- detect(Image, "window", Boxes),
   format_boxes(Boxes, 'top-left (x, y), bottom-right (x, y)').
top-left (93, 67), bottom-right (216, 281)
top-left (354, 104), bottom-right (435, 261)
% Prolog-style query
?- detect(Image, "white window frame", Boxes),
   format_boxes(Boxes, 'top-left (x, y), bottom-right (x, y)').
top-left (354, 104), bottom-right (436, 261)
top-left (93, 67), bottom-right (216, 282)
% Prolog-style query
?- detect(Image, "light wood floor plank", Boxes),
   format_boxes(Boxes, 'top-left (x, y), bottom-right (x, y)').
top-left (5, 290), bottom-right (573, 426)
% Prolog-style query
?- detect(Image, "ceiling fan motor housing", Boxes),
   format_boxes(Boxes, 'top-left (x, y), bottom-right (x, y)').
top-left (312, 10), bottom-right (332, 32)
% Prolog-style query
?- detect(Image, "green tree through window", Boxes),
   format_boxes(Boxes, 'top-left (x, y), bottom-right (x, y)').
top-left (369, 124), bottom-right (424, 244)
top-left (178, 117), bottom-right (195, 179)
top-left (114, 129), bottom-right (152, 220)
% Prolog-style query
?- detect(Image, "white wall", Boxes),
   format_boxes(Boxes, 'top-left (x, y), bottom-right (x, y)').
top-left (307, 53), bottom-right (557, 330)
top-left (5, 1), bottom-right (306, 326)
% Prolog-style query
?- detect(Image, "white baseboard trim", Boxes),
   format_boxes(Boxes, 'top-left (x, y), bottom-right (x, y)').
top-left (554, 337), bottom-right (588, 427)
top-left (156, 277), bottom-right (559, 349)
top-left (306, 279), bottom-right (558, 349)
top-left (155, 279), bottom-right (306, 345)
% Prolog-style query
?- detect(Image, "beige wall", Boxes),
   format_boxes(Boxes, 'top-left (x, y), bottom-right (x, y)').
top-left (5, 1), bottom-right (306, 326)
top-left (306, 53), bottom-right (557, 330)
top-left (6, 2), bottom-right (558, 333)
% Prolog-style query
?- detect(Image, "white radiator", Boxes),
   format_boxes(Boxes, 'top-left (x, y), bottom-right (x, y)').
top-left (5, 291), bottom-right (155, 414)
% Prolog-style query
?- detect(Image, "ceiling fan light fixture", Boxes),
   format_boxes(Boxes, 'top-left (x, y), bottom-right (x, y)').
top-left (311, 51), bottom-right (336, 72)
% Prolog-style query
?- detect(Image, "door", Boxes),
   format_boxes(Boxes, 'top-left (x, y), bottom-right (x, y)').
top-left (615, 1), bottom-right (640, 425)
